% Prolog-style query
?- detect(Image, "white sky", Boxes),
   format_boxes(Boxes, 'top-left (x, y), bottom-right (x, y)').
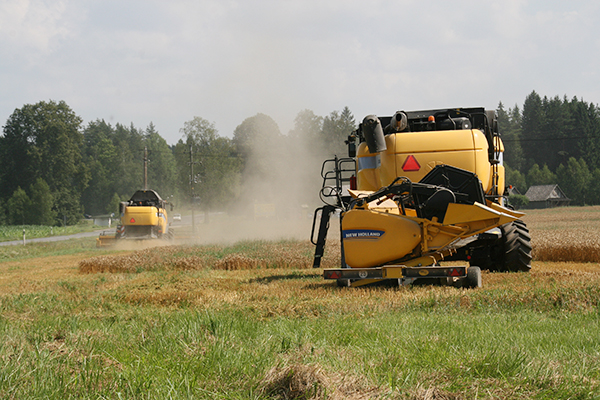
top-left (1, 0), bottom-right (599, 145)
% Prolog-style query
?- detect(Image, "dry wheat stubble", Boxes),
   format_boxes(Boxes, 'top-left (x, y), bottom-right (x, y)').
top-left (2, 207), bottom-right (600, 310)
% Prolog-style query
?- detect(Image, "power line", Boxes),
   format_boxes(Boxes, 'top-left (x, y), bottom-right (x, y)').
top-left (502, 135), bottom-right (600, 143)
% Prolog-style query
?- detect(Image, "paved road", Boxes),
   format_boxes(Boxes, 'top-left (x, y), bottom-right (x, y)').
top-left (0, 229), bottom-right (115, 247)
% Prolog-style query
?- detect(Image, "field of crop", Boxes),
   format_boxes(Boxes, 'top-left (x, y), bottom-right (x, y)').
top-left (524, 206), bottom-right (600, 262)
top-left (0, 207), bottom-right (599, 399)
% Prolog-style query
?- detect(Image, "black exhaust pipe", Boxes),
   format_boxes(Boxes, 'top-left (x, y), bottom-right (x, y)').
top-left (361, 115), bottom-right (387, 154)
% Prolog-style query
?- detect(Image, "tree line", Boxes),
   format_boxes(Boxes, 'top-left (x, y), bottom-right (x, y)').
top-left (2, 93), bottom-right (599, 226)
top-left (0, 100), bottom-right (355, 226)
top-left (500, 91), bottom-right (600, 205)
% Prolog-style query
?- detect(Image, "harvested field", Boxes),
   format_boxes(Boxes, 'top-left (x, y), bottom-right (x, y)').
top-left (77, 205), bottom-right (600, 279)
top-left (523, 205), bottom-right (600, 262)
top-left (78, 240), bottom-right (341, 274)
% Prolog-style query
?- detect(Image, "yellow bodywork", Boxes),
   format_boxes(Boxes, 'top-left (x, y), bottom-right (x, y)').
top-left (96, 189), bottom-right (170, 247)
top-left (121, 204), bottom-right (169, 237)
top-left (356, 128), bottom-right (504, 196)
top-left (123, 206), bottom-right (161, 226)
top-left (342, 193), bottom-right (523, 269)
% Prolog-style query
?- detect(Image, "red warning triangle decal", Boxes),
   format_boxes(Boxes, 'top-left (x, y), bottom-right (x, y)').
top-left (402, 155), bottom-right (421, 172)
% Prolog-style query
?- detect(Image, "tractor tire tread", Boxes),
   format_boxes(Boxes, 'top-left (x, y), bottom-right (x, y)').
top-left (499, 220), bottom-right (532, 272)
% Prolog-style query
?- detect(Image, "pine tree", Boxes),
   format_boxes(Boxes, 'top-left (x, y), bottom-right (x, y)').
top-left (521, 91), bottom-right (544, 171)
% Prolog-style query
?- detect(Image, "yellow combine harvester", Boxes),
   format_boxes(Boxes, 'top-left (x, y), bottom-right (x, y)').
top-left (311, 108), bottom-right (532, 288)
top-left (97, 189), bottom-right (173, 247)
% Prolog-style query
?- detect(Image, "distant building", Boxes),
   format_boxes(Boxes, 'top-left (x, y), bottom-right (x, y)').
top-left (93, 215), bottom-right (112, 227)
top-left (524, 184), bottom-right (570, 209)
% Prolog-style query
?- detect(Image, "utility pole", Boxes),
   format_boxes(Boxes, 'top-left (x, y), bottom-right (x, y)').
top-left (188, 145), bottom-right (198, 235)
top-left (143, 146), bottom-right (148, 190)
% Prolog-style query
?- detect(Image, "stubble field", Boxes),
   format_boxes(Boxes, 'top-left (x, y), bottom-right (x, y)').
top-left (0, 207), bottom-right (599, 399)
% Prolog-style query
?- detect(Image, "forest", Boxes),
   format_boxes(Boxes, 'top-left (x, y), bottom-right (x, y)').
top-left (0, 91), bottom-right (599, 226)
top-left (0, 101), bottom-right (354, 226)
top-left (500, 91), bottom-right (600, 206)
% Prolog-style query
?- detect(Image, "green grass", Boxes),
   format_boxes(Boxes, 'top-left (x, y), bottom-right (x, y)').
top-left (0, 208), bottom-right (600, 399)
top-left (1, 296), bottom-right (599, 399)
top-left (0, 222), bottom-right (104, 242)
top-left (0, 237), bottom-right (102, 261)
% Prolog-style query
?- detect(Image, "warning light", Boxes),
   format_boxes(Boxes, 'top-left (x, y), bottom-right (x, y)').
top-left (350, 175), bottom-right (357, 190)
top-left (325, 271), bottom-right (342, 279)
top-left (402, 155), bottom-right (421, 172)
top-left (449, 268), bottom-right (461, 277)
top-left (130, 218), bottom-right (136, 223)
top-left (428, 115), bottom-right (435, 122)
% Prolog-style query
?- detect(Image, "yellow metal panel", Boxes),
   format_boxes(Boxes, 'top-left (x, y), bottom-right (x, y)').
top-left (442, 202), bottom-right (517, 237)
top-left (422, 221), bottom-right (468, 251)
top-left (393, 130), bottom-right (479, 153)
top-left (378, 135), bottom-right (397, 188)
top-left (443, 202), bottom-right (495, 225)
top-left (356, 129), bottom-right (495, 194)
top-left (494, 136), bottom-right (505, 152)
top-left (342, 209), bottom-right (421, 269)
top-left (123, 206), bottom-right (159, 226)
top-left (389, 129), bottom-right (490, 188)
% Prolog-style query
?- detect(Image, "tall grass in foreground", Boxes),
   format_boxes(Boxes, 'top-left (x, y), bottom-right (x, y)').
top-left (0, 236), bottom-right (596, 398)
top-left (1, 294), bottom-right (599, 399)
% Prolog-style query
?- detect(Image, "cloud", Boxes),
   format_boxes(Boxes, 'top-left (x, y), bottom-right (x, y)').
top-left (0, 0), bottom-right (82, 61)
top-left (1, 1), bottom-right (600, 144)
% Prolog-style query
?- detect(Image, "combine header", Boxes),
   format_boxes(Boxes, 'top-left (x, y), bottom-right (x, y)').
top-left (311, 108), bottom-right (532, 288)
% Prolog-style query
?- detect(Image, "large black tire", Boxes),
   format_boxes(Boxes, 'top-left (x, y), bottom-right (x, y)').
top-left (498, 220), bottom-right (532, 272)
top-left (470, 220), bottom-right (532, 272)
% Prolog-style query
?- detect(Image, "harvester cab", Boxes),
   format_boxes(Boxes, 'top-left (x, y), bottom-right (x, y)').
top-left (311, 107), bottom-right (532, 288)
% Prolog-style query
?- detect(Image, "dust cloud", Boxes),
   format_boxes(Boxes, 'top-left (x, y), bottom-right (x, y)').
top-left (174, 117), bottom-right (343, 246)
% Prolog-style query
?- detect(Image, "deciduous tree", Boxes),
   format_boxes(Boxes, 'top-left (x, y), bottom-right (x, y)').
top-left (29, 178), bottom-right (55, 225)
top-left (7, 187), bottom-right (31, 225)
top-left (556, 157), bottom-right (591, 205)
top-left (0, 100), bottom-right (89, 225)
